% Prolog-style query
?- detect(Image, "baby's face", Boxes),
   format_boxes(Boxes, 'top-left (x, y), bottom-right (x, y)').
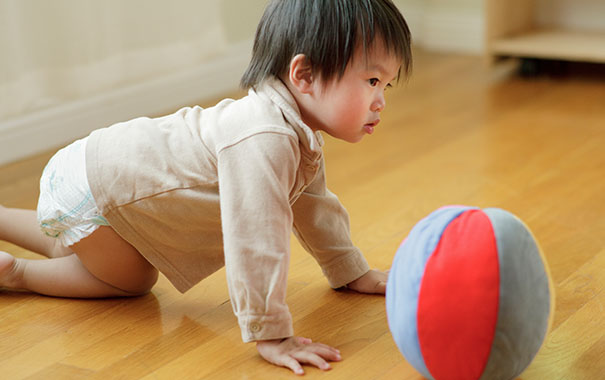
top-left (306, 39), bottom-right (401, 143)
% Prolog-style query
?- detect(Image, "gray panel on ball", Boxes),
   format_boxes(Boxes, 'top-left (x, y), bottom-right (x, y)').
top-left (479, 208), bottom-right (551, 380)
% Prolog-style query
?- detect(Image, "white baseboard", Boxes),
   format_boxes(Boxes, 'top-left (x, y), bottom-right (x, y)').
top-left (0, 40), bottom-right (253, 166)
top-left (401, 3), bottom-right (484, 54)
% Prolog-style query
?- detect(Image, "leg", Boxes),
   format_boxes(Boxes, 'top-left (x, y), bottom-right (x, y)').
top-left (69, 226), bottom-right (159, 296)
top-left (0, 226), bottom-right (158, 298)
top-left (0, 205), bottom-right (71, 258)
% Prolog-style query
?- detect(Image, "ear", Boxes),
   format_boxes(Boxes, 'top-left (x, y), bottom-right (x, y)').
top-left (287, 54), bottom-right (314, 94)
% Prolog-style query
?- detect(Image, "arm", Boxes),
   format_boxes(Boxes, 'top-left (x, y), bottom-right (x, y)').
top-left (217, 132), bottom-right (340, 374)
top-left (291, 158), bottom-right (371, 288)
top-left (217, 132), bottom-right (297, 342)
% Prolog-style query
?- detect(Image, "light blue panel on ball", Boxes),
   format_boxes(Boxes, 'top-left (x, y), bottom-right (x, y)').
top-left (386, 206), bottom-right (476, 379)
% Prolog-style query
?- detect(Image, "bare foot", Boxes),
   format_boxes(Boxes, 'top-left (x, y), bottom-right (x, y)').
top-left (0, 251), bottom-right (22, 289)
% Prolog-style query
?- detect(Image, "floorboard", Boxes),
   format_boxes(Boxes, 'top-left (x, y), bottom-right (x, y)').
top-left (1, 50), bottom-right (603, 379)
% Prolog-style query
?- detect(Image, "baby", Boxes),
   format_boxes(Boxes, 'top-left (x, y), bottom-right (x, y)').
top-left (0, 0), bottom-right (411, 375)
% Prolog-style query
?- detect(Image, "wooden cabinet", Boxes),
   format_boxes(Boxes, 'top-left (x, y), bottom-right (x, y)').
top-left (486, 0), bottom-right (605, 64)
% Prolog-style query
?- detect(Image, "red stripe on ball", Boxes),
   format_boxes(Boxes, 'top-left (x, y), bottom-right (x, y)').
top-left (417, 210), bottom-right (500, 380)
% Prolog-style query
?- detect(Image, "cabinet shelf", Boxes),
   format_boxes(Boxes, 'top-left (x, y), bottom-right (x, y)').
top-left (490, 28), bottom-right (605, 63)
top-left (486, 0), bottom-right (605, 65)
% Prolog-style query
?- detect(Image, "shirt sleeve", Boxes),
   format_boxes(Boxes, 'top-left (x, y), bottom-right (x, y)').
top-left (217, 131), bottom-right (299, 343)
top-left (292, 158), bottom-right (370, 289)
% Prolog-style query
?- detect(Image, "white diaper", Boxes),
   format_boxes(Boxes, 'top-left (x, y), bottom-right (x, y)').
top-left (37, 137), bottom-right (109, 247)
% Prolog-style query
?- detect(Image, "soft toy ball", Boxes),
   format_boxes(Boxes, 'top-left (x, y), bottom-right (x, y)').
top-left (386, 206), bottom-right (554, 380)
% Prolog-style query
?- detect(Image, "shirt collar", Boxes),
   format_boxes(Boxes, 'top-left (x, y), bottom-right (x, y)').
top-left (253, 78), bottom-right (324, 157)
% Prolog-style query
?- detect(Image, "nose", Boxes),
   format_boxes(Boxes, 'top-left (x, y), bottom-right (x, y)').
top-left (372, 92), bottom-right (386, 113)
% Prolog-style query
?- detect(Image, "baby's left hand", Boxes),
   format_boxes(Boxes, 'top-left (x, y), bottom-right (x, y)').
top-left (346, 269), bottom-right (389, 295)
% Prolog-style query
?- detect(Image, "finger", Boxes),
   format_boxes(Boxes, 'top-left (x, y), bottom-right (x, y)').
top-left (304, 343), bottom-right (342, 361)
top-left (304, 341), bottom-right (340, 353)
top-left (292, 351), bottom-right (332, 371)
top-left (296, 336), bottom-right (313, 345)
top-left (375, 280), bottom-right (386, 294)
top-left (280, 356), bottom-right (305, 376)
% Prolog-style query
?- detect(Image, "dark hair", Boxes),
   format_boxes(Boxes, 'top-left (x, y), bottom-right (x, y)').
top-left (240, 0), bottom-right (412, 89)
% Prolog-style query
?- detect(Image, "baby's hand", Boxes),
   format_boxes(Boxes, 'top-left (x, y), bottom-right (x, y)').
top-left (256, 336), bottom-right (341, 375)
top-left (346, 269), bottom-right (389, 294)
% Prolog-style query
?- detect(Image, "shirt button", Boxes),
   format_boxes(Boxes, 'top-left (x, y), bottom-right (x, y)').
top-left (250, 322), bottom-right (262, 333)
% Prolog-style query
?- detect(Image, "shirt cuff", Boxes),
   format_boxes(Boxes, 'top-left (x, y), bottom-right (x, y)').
top-left (321, 249), bottom-right (370, 289)
top-left (239, 313), bottom-right (294, 343)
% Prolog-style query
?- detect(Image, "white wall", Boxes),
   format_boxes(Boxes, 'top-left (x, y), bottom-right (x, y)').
top-left (1, 0), bottom-right (486, 166)
top-left (4, 0), bottom-right (605, 165)
top-left (536, 0), bottom-right (605, 32)
top-left (0, 0), bottom-right (267, 165)
top-left (394, 0), bottom-right (485, 54)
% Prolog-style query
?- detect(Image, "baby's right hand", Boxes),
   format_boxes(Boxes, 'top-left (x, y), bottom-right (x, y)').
top-left (256, 336), bottom-right (342, 375)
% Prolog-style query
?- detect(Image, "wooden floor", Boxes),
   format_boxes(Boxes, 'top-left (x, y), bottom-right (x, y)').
top-left (1, 50), bottom-right (604, 379)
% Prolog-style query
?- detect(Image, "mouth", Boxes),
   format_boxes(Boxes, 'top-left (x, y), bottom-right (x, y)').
top-left (363, 119), bottom-right (380, 135)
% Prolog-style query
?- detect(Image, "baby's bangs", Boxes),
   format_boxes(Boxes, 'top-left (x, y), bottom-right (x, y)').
top-left (359, 0), bottom-right (412, 78)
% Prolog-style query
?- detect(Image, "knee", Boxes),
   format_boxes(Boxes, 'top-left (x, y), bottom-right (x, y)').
top-left (122, 267), bottom-right (159, 296)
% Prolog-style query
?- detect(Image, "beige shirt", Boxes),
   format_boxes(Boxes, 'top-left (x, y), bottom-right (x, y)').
top-left (85, 78), bottom-right (370, 342)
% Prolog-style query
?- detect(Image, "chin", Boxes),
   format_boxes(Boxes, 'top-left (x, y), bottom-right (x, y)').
top-left (345, 135), bottom-right (364, 143)
top-left (325, 129), bottom-right (364, 143)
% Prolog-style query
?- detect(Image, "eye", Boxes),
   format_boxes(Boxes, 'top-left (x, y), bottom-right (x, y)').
top-left (385, 83), bottom-right (393, 91)
top-left (369, 78), bottom-right (379, 87)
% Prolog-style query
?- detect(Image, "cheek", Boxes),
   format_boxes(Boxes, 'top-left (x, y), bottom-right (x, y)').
top-left (346, 97), bottom-right (368, 121)
top-left (335, 100), bottom-right (362, 124)
top-left (336, 90), bottom-right (365, 114)
top-left (323, 84), bottom-right (368, 126)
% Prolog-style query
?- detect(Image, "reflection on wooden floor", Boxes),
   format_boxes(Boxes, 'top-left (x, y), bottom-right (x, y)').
top-left (1, 49), bottom-right (604, 379)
